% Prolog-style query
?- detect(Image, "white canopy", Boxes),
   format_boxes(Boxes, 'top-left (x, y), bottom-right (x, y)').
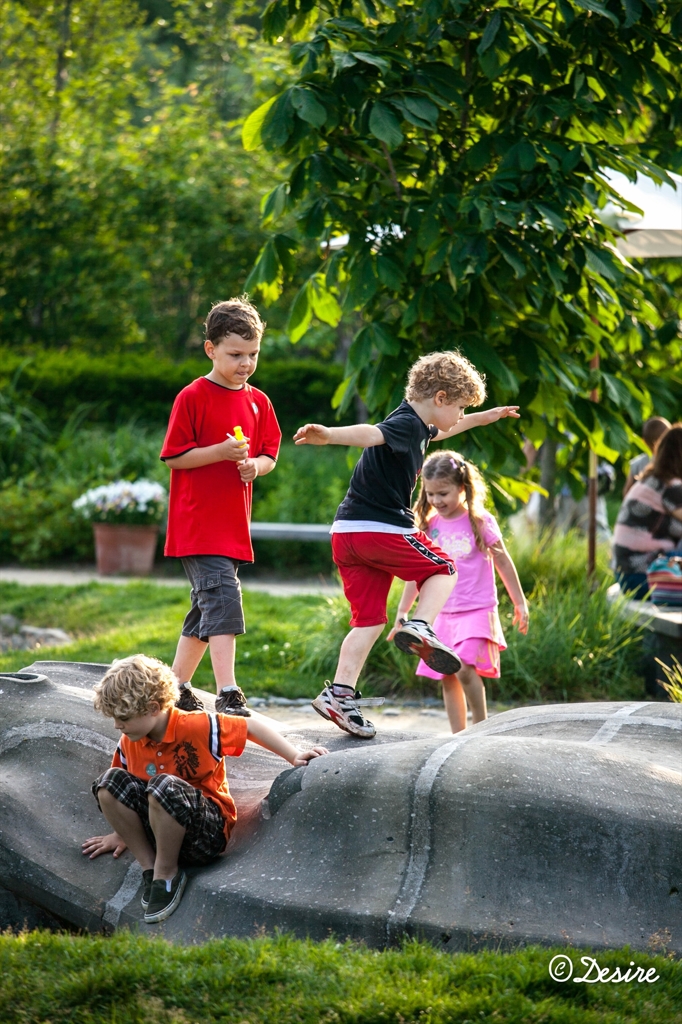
top-left (600, 169), bottom-right (682, 258)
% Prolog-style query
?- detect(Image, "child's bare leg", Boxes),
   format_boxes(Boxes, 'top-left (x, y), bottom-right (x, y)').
top-left (98, 789), bottom-right (155, 871)
top-left (147, 795), bottom-right (186, 881)
top-left (207, 633), bottom-right (237, 692)
top-left (333, 624), bottom-right (385, 692)
top-left (441, 673), bottom-right (467, 733)
top-left (457, 663), bottom-right (488, 725)
top-left (412, 573), bottom-right (456, 624)
top-left (172, 634), bottom-right (207, 683)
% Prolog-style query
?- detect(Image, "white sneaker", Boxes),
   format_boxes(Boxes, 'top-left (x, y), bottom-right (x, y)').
top-left (311, 684), bottom-right (384, 740)
top-left (393, 619), bottom-right (462, 675)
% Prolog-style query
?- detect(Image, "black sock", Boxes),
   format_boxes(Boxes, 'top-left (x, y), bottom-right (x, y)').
top-left (331, 684), bottom-right (355, 699)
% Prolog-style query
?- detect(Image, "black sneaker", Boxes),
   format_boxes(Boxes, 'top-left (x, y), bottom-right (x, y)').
top-left (141, 868), bottom-right (154, 909)
top-left (144, 870), bottom-right (187, 924)
top-left (215, 685), bottom-right (251, 716)
top-left (175, 682), bottom-right (205, 712)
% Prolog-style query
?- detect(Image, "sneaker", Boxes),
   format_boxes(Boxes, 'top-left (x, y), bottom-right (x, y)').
top-left (175, 682), bottom-right (205, 712)
top-left (215, 685), bottom-right (251, 716)
top-left (140, 868), bottom-right (154, 909)
top-left (312, 684), bottom-right (384, 740)
top-left (393, 619), bottom-right (462, 675)
top-left (144, 870), bottom-right (187, 924)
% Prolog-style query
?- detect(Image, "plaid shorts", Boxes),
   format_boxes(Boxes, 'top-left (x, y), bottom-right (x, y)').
top-left (93, 768), bottom-right (227, 866)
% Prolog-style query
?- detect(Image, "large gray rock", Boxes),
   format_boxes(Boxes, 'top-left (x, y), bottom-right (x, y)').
top-left (1, 661), bottom-right (680, 952)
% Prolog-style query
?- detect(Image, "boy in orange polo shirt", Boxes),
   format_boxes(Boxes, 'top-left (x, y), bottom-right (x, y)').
top-left (82, 655), bottom-right (327, 923)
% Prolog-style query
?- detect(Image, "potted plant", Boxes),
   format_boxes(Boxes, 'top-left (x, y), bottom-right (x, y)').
top-left (73, 480), bottom-right (167, 576)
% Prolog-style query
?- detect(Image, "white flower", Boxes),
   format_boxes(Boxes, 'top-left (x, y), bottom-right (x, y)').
top-left (72, 479), bottom-right (167, 520)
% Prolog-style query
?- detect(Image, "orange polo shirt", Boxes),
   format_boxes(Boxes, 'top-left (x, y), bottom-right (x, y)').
top-left (111, 707), bottom-right (247, 839)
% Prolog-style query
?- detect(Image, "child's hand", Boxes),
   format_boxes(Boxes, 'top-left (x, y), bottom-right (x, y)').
top-left (238, 458), bottom-right (259, 482)
top-left (513, 602), bottom-right (529, 635)
top-left (218, 433), bottom-right (250, 462)
top-left (293, 745), bottom-right (329, 766)
top-left (81, 832), bottom-right (127, 860)
top-left (480, 406), bottom-right (521, 425)
top-left (293, 424), bottom-right (331, 446)
top-left (386, 614), bottom-right (407, 642)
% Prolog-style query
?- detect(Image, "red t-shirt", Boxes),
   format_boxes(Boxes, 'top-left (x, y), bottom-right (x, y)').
top-left (111, 707), bottom-right (247, 840)
top-left (160, 376), bottom-right (281, 561)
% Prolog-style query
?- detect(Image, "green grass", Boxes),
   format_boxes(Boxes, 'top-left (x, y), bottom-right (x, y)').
top-left (0, 932), bottom-right (679, 1024)
top-left (0, 582), bottom-right (324, 699)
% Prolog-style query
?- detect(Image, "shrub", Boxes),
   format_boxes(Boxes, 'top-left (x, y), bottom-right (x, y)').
top-left (0, 349), bottom-right (349, 438)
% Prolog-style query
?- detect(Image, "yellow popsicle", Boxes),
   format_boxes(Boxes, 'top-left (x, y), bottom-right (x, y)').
top-left (233, 425), bottom-right (247, 447)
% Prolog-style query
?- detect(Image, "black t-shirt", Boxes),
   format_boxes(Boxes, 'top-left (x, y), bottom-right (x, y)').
top-left (334, 401), bottom-right (438, 528)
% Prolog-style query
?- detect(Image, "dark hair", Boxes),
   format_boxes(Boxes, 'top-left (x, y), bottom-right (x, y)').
top-left (642, 416), bottom-right (671, 450)
top-left (204, 296), bottom-right (265, 343)
top-left (415, 451), bottom-right (490, 551)
top-left (643, 424), bottom-right (682, 484)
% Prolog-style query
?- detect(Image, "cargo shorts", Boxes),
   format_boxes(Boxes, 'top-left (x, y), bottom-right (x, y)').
top-left (180, 555), bottom-right (245, 640)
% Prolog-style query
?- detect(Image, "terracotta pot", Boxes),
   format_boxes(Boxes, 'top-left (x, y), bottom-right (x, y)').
top-left (93, 523), bottom-right (159, 576)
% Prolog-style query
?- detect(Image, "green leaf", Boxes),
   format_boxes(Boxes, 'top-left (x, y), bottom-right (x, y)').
top-left (370, 322), bottom-right (400, 355)
top-left (291, 87), bottom-right (327, 129)
top-left (369, 102), bottom-right (404, 148)
top-left (348, 326), bottom-right (374, 371)
top-left (534, 203), bottom-right (567, 234)
top-left (242, 94), bottom-right (280, 151)
top-left (474, 339), bottom-right (519, 394)
top-left (495, 238), bottom-right (526, 279)
top-left (620, 0), bottom-right (642, 25)
top-left (262, 0), bottom-right (289, 43)
top-left (287, 283), bottom-right (313, 343)
top-left (310, 275), bottom-right (342, 325)
top-left (574, 0), bottom-right (620, 27)
top-left (261, 92), bottom-right (295, 150)
top-left (261, 183), bottom-right (288, 226)
top-left (478, 11), bottom-right (502, 54)
top-left (376, 255), bottom-right (406, 289)
top-left (332, 51), bottom-right (358, 73)
top-left (352, 51), bottom-right (391, 72)
top-left (584, 244), bottom-right (619, 283)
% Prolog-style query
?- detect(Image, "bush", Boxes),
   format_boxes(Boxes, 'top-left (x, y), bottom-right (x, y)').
top-left (0, 349), bottom-right (349, 438)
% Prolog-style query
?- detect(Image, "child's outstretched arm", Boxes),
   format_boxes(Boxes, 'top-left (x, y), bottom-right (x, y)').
top-left (293, 423), bottom-right (385, 448)
top-left (434, 406), bottom-right (520, 442)
top-left (489, 539), bottom-right (529, 634)
top-left (246, 714), bottom-right (329, 766)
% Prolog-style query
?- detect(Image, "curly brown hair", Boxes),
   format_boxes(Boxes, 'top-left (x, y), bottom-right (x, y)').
top-left (415, 451), bottom-right (491, 552)
top-left (204, 295), bottom-right (265, 343)
top-left (405, 351), bottom-right (486, 407)
top-left (93, 655), bottom-right (178, 720)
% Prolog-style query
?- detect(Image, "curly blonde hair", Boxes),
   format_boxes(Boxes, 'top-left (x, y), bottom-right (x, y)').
top-left (405, 351), bottom-right (486, 407)
top-left (415, 451), bottom-right (491, 551)
top-left (93, 655), bottom-right (178, 720)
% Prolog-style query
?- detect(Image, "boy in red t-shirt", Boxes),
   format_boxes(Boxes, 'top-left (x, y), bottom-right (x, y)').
top-left (82, 655), bottom-right (327, 923)
top-left (160, 298), bottom-right (281, 716)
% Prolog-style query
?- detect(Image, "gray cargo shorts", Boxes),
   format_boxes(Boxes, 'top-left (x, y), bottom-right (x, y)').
top-left (180, 555), bottom-right (245, 640)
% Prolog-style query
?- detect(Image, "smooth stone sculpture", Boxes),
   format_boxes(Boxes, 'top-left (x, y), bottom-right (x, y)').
top-left (1, 661), bottom-right (680, 953)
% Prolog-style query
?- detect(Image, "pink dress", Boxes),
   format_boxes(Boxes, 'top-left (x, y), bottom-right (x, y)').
top-left (417, 510), bottom-right (506, 679)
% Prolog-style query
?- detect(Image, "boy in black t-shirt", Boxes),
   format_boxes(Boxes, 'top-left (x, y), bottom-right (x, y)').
top-left (294, 351), bottom-right (519, 739)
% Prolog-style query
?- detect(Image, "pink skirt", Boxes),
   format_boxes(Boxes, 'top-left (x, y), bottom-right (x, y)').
top-left (417, 606), bottom-right (506, 680)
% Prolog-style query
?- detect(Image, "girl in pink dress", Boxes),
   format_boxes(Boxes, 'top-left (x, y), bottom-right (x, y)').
top-left (390, 452), bottom-right (529, 733)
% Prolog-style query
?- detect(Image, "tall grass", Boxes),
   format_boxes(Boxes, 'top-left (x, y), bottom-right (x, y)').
top-left (299, 532), bottom-right (644, 703)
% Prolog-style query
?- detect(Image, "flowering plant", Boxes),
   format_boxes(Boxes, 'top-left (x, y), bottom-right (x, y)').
top-left (73, 480), bottom-right (167, 525)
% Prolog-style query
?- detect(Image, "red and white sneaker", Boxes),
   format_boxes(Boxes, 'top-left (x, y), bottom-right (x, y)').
top-left (311, 684), bottom-right (384, 739)
top-left (393, 619), bottom-right (462, 675)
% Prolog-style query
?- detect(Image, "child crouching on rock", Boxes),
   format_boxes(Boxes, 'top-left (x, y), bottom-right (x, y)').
top-left (82, 655), bottom-right (327, 924)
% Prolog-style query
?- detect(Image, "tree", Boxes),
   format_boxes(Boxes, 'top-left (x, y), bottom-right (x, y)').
top-left (243, 0), bottom-right (682, 488)
top-left (0, 0), bottom-right (278, 355)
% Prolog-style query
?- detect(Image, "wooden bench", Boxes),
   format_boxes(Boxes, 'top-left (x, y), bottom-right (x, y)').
top-left (607, 582), bottom-right (680, 698)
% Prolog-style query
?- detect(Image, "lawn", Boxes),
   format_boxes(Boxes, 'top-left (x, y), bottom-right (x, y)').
top-left (0, 932), bottom-right (679, 1024)
top-left (0, 581), bottom-right (325, 699)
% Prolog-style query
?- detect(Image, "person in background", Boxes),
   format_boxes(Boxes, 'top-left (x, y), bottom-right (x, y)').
top-left (623, 417), bottom-right (671, 497)
top-left (613, 423), bottom-right (682, 598)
